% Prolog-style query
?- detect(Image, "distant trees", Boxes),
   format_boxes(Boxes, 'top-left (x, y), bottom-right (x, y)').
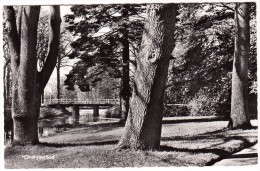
top-left (36, 11), bottom-right (72, 100)
top-left (4, 6), bottom-right (61, 144)
top-left (117, 4), bottom-right (178, 150)
top-left (3, 23), bottom-right (12, 142)
top-left (3, 31), bottom-right (11, 101)
top-left (56, 25), bottom-right (75, 99)
top-left (229, 3), bottom-right (252, 129)
top-left (3, 3), bottom-right (255, 147)
top-left (64, 5), bottom-right (145, 120)
top-left (165, 3), bottom-right (256, 117)
top-left (37, 10), bottom-right (49, 70)
top-left (3, 21), bottom-right (11, 93)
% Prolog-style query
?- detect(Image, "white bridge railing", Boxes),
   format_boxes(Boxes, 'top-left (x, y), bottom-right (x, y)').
top-left (44, 99), bottom-right (120, 105)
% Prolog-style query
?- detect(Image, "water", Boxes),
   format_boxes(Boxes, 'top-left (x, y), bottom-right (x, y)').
top-left (79, 109), bottom-right (108, 123)
top-left (80, 109), bottom-right (108, 116)
top-left (39, 109), bottom-right (109, 137)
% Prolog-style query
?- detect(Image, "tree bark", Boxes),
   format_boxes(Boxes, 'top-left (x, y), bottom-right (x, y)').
top-left (35, 5), bottom-right (61, 139)
top-left (4, 62), bottom-right (11, 100)
top-left (4, 6), bottom-right (61, 145)
top-left (37, 6), bottom-right (61, 92)
top-left (4, 63), bottom-right (13, 143)
top-left (9, 6), bottom-right (41, 144)
top-left (229, 3), bottom-right (252, 129)
top-left (41, 90), bottom-right (45, 103)
top-left (56, 64), bottom-right (61, 99)
top-left (117, 4), bottom-right (177, 150)
top-left (120, 23), bottom-right (131, 121)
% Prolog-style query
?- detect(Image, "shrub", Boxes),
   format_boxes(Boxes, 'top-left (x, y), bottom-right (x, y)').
top-left (39, 107), bottom-right (61, 119)
top-left (39, 107), bottom-right (72, 119)
top-left (163, 105), bottom-right (189, 117)
top-left (186, 92), bottom-right (230, 116)
top-left (104, 110), bottom-right (111, 118)
top-left (104, 106), bottom-right (121, 118)
top-left (187, 91), bottom-right (257, 118)
top-left (187, 98), bottom-right (205, 116)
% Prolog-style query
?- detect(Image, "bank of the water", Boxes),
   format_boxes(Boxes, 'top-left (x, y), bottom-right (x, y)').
top-left (38, 109), bottom-right (114, 137)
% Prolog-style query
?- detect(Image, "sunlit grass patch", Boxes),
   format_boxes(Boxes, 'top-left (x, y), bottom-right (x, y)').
top-left (5, 119), bottom-right (258, 168)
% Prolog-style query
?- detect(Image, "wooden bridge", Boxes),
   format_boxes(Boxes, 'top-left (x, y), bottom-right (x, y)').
top-left (42, 99), bottom-right (120, 126)
top-left (42, 99), bottom-right (120, 107)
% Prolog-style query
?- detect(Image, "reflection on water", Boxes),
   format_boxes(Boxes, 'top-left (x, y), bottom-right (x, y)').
top-left (79, 109), bottom-right (107, 123)
top-left (38, 109), bottom-right (108, 137)
top-left (80, 109), bottom-right (107, 116)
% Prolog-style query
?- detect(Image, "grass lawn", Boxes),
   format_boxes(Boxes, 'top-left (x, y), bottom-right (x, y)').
top-left (4, 118), bottom-right (258, 168)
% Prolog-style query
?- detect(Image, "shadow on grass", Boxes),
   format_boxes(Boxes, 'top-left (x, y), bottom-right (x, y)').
top-left (159, 145), bottom-right (230, 156)
top-left (161, 126), bottom-right (258, 142)
top-left (76, 123), bottom-right (124, 133)
top-left (161, 128), bottom-right (226, 142)
top-left (41, 122), bottom-right (124, 138)
top-left (227, 153), bottom-right (258, 159)
top-left (160, 127), bottom-right (258, 166)
top-left (162, 117), bottom-right (227, 124)
top-left (39, 140), bottom-right (119, 148)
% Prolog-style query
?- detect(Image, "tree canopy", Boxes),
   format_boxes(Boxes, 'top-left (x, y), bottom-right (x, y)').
top-left (165, 3), bottom-right (256, 116)
top-left (63, 4), bottom-right (145, 92)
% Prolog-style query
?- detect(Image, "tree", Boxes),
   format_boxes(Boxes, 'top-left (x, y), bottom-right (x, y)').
top-left (117, 4), bottom-right (178, 150)
top-left (3, 36), bottom-right (11, 100)
top-left (3, 25), bottom-right (13, 142)
top-left (4, 6), bottom-right (61, 144)
top-left (3, 25), bottom-right (11, 104)
top-left (169, 4), bottom-right (235, 102)
top-left (36, 13), bottom-right (74, 100)
top-left (164, 3), bottom-right (256, 117)
top-left (36, 10), bottom-right (50, 103)
top-left (64, 5), bottom-right (145, 121)
top-left (37, 10), bottom-right (49, 70)
top-left (229, 3), bottom-right (252, 129)
top-left (56, 25), bottom-right (74, 99)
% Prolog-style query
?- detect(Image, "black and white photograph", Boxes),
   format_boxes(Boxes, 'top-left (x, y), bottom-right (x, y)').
top-left (1, 0), bottom-right (258, 169)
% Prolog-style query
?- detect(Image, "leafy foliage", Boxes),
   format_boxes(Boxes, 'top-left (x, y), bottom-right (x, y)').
top-left (104, 106), bottom-right (121, 118)
top-left (166, 3), bottom-right (256, 116)
top-left (37, 10), bottom-right (49, 70)
top-left (64, 4), bottom-right (145, 92)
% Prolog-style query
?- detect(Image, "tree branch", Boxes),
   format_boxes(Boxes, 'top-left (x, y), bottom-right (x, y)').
top-left (4, 6), bottom-right (20, 69)
top-left (38, 6), bottom-right (61, 91)
top-left (218, 3), bottom-right (235, 11)
top-left (4, 58), bottom-right (11, 71)
top-left (16, 6), bottom-right (23, 41)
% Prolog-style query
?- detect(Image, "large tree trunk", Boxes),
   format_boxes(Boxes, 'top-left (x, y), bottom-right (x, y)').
top-left (4, 63), bottom-right (11, 100)
top-left (4, 63), bottom-right (13, 143)
top-left (56, 64), bottom-right (61, 99)
top-left (120, 23), bottom-right (131, 121)
top-left (37, 6), bottom-right (61, 91)
top-left (117, 4), bottom-right (177, 150)
top-left (35, 5), bottom-right (61, 136)
top-left (8, 6), bottom-right (41, 144)
top-left (4, 6), bottom-right (61, 145)
top-left (229, 3), bottom-right (252, 129)
top-left (41, 90), bottom-right (45, 103)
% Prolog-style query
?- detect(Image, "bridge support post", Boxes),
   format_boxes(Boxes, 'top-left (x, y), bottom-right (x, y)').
top-left (73, 105), bottom-right (79, 127)
top-left (93, 105), bottom-right (99, 122)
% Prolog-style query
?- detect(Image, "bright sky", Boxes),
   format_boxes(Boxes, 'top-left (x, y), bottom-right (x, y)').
top-left (41, 6), bottom-right (75, 94)
top-left (41, 5), bottom-right (72, 17)
top-left (44, 5), bottom-right (114, 93)
top-left (60, 6), bottom-right (72, 16)
top-left (42, 5), bottom-right (116, 95)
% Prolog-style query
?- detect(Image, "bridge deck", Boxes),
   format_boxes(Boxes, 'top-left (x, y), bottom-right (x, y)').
top-left (42, 99), bottom-right (120, 107)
